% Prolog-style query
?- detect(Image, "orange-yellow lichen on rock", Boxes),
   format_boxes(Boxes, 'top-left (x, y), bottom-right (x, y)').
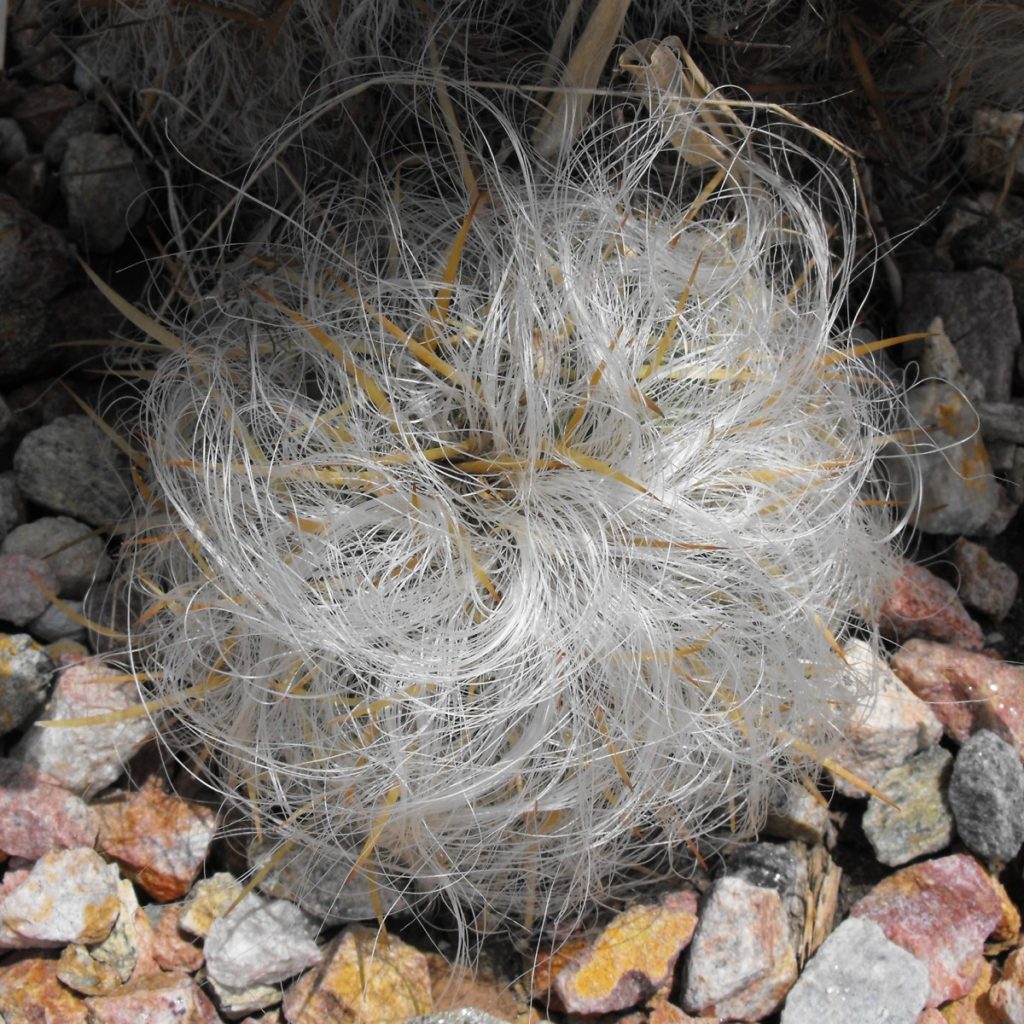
top-left (284, 925), bottom-right (432, 1024)
top-left (0, 956), bottom-right (88, 1022)
top-left (941, 957), bottom-right (1001, 1024)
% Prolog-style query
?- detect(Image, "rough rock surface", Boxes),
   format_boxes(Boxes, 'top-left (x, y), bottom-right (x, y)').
top-left (2, 515), bottom-right (113, 597)
top-left (881, 560), bottom-right (985, 651)
top-left (0, 631), bottom-right (53, 734)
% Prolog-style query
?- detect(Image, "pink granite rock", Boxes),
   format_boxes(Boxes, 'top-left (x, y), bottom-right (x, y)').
top-left (890, 639), bottom-right (1024, 755)
top-left (144, 903), bottom-right (205, 973)
top-left (554, 891), bottom-right (699, 1014)
top-left (96, 776), bottom-right (218, 901)
top-left (0, 956), bottom-right (88, 1023)
top-left (850, 854), bottom-right (1004, 1006)
top-left (85, 972), bottom-right (223, 1024)
top-left (682, 876), bottom-right (798, 1020)
top-left (0, 846), bottom-right (121, 950)
top-left (953, 538), bottom-right (1019, 621)
top-left (831, 640), bottom-right (944, 797)
top-left (0, 756), bottom-right (98, 858)
top-left (881, 559), bottom-right (985, 651)
top-left (12, 657), bottom-right (156, 798)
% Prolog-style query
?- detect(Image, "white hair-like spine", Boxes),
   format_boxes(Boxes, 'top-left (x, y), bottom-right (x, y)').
top-left (122, 62), bottom-right (899, 943)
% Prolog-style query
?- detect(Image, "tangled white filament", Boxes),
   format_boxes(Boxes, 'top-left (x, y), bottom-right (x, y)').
top-left (123, 67), bottom-right (899, 941)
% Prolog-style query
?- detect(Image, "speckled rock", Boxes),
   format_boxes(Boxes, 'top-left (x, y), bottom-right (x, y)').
top-left (850, 854), bottom-right (1004, 1006)
top-left (0, 193), bottom-right (74, 307)
top-left (13, 414), bottom-right (132, 527)
top-left (952, 539), bottom-right (1019, 622)
top-left (57, 879), bottom-right (142, 996)
top-left (0, 756), bottom-right (98, 858)
top-left (425, 955), bottom-right (532, 1023)
top-left (61, 133), bottom-right (147, 253)
top-left (2, 515), bottom-right (113, 597)
top-left (862, 746), bottom-right (954, 866)
top-left (43, 101), bottom-right (107, 165)
top-left (900, 269), bottom-right (1021, 405)
top-left (205, 893), bottom-right (323, 1016)
top-left (13, 657), bottom-right (156, 798)
top-left (832, 639), bottom-right (944, 798)
top-left (284, 925), bottom-right (432, 1024)
top-left (940, 958), bottom-right (1003, 1024)
top-left (85, 972), bottom-right (223, 1024)
top-left (965, 109), bottom-right (1024, 192)
top-left (554, 891), bottom-right (698, 1014)
top-left (0, 956), bottom-right (89, 1023)
top-left (989, 947), bottom-right (1024, 1023)
top-left (406, 1013), bottom-right (515, 1024)
top-left (682, 876), bottom-right (798, 1020)
top-left (0, 552), bottom-right (58, 625)
top-left (891, 639), bottom-right (1024, 755)
top-left (949, 729), bottom-right (1024, 864)
top-left (0, 631), bottom-right (53, 734)
top-left (9, 0), bottom-right (72, 82)
top-left (881, 560), bottom-right (985, 650)
top-left (780, 918), bottom-right (929, 1024)
top-left (96, 776), bottom-right (219, 901)
top-left (28, 598), bottom-right (87, 642)
top-left (0, 846), bottom-right (121, 950)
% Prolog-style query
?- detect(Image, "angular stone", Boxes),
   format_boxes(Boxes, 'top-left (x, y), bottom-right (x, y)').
top-left (780, 918), bottom-right (928, 1024)
top-left (881, 560), bottom-right (985, 651)
top-left (57, 879), bottom-right (142, 996)
top-left (205, 893), bottom-right (322, 1016)
top-left (0, 552), bottom-right (59, 625)
top-left (891, 640), bottom-right (1024, 756)
top-left (0, 631), bottom-right (53, 734)
top-left (989, 947), bottom-right (1024, 1023)
top-left (682, 877), bottom-right (797, 1020)
top-left (96, 776), bottom-right (218, 901)
top-left (0, 847), bottom-right (121, 950)
top-left (0, 956), bottom-right (89, 1023)
top-left (13, 656), bottom-right (156, 798)
top-left (850, 854), bottom-right (1004, 1006)
top-left (29, 599), bottom-right (88, 642)
top-left (180, 873), bottom-right (244, 938)
top-left (14, 414), bottom-right (132, 528)
top-left (831, 639), bottom-right (944, 797)
top-left (949, 730), bottom-right (1024, 864)
top-left (85, 972), bottom-right (222, 1024)
top-left (0, 756), bottom-right (98, 858)
top-left (900, 269), bottom-right (1021, 404)
top-left (940, 958), bottom-right (1003, 1024)
top-left (862, 746), bottom-right (954, 867)
top-left (763, 778), bottom-right (829, 844)
top-left (554, 891), bottom-right (698, 1014)
top-left (425, 954), bottom-right (528, 1023)
top-left (61, 133), bottom-right (147, 253)
top-left (283, 925), bottom-right (432, 1024)
top-left (142, 903), bottom-right (205, 973)
top-left (0, 193), bottom-right (74, 307)
top-left (2, 515), bottom-right (114, 598)
top-left (952, 539), bottom-right (1019, 622)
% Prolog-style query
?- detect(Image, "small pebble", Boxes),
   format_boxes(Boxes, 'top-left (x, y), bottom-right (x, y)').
top-left (554, 891), bottom-right (698, 1014)
top-left (43, 101), bottom-right (106, 165)
top-left (11, 83), bottom-right (79, 148)
top-left (0, 756), bottom-right (98, 859)
top-left (284, 925), bottom-right (432, 1024)
top-left (0, 193), bottom-right (73, 309)
top-left (0, 631), bottom-right (53, 734)
top-left (832, 639), bottom-right (944, 797)
top-left (949, 729), bottom-right (1024, 864)
top-left (407, 1014), bottom-right (515, 1024)
top-left (763, 779), bottom-right (829, 845)
top-left (2, 515), bottom-right (113, 597)
top-left (850, 853), bottom-right (1004, 1005)
top-left (13, 414), bottom-right (132, 528)
top-left (891, 639), bottom-right (1024, 755)
top-left (0, 847), bottom-right (120, 950)
top-left (862, 746), bottom-right (954, 867)
top-left (0, 552), bottom-right (58, 626)
top-left (96, 775), bottom-right (219, 901)
top-left (682, 876), bottom-right (797, 1020)
top-left (143, 904), bottom-right (204, 973)
top-left (0, 117), bottom-right (28, 166)
top-left (28, 599), bottom-right (87, 642)
top-left (13, 657), bottom-right (156, 798)
top-left (205, 893), bottom-right (323, 1016)
top-left (179, 873), bottom-right (244, 938)
top-left (0, 956), bottom-right (88, 1023)
top-left (60, 132), bottom-right (147, 253)
top-left (989, 947), bottom-right (1024, 1023)
top-left (723, 842), bottom-right (809, 953)
top-left (85, 972), bottom-right (222, 1024)
top-left (0, 471), bottom-right (27, 539)
top-left (780, 918), bottom-right (929, 1024)
top-left (881, 559), bottom-right (985, 650)
top-left (953, 538), bottom-right (1019, 622)
top-left (965, 109), bottom-right (1024, 192)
